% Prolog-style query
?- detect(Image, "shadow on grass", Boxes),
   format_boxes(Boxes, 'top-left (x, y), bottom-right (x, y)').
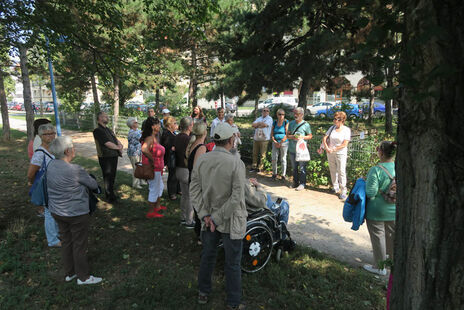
top-left (0, 136), bottom-right (385, 309)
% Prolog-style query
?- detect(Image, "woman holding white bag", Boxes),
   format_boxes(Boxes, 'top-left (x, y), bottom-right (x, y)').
top-left (322, 111), bottom-right (351, 200)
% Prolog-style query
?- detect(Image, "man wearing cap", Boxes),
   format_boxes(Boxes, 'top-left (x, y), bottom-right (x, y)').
top-left (190, 122), bottom-right (247, 310)
top-left (209, 107), bottom-right (225, 138)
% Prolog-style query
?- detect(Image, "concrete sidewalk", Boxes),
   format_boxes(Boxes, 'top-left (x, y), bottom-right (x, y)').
top-left (3, 114), bottom-right (374, 268)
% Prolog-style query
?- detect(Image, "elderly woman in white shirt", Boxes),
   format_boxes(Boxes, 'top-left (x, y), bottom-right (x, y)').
top-left (322, 111), bottom-right (351, 200)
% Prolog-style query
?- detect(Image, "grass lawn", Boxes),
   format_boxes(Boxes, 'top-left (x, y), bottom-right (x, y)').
top-left (0, 127), bottom-right (386, 309)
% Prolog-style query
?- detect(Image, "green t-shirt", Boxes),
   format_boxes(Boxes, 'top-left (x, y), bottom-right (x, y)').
top-left (288, 120), bottom-right (311, 153)
top-left (365, 162), bottom-right (396, 221)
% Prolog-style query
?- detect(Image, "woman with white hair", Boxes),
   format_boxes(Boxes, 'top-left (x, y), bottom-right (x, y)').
top-left (27, 123), bottom-right (60, 247)
top-left (47, 136), bottom-right (102, 285)
top-left (126, 117), bottom-right (142, 189)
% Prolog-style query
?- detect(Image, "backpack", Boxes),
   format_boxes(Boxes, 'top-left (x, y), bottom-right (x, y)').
top-left (29, 149), bottom-right (53, 207)
top-left (377, 165), bottom-right (396, 204)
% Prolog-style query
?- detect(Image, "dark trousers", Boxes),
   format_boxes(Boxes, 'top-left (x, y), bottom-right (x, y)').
top-left (198, 230), bottom-right (242, 307)
top-left (167, 166), bottom-right (179, 197)
top-left (98, 156), bottom-right (118, 199)
top-left (52, 213), bottom-right (90, 281)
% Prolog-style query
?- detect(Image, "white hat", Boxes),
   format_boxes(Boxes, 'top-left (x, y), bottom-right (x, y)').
top-left (162, 108), bottom-right (170, 114)
top-left (212, 123), bottom-right (235, 140)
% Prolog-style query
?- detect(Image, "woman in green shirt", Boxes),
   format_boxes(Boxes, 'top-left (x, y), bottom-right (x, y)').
top-left (363, 141), bottom-right (397, 276)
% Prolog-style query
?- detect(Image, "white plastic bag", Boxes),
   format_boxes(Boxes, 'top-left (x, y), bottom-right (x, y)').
top-left (295, 139), bottom-right (310, 162)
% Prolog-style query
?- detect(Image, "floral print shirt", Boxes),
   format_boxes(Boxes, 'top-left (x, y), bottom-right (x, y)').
top-left (127, 129), bottom-right (142, 157)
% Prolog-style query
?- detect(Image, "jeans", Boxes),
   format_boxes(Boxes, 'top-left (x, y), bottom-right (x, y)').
top-left (271, 141), bottom-right (288, 176)
top-left (44, 207), bottom-right (60, 246)
top-left (289, 152), bottom-right (307, 186)
top-left (198, 230), bottom-right (243, 307)
top-left (98, 156), bottom-right (118, 199)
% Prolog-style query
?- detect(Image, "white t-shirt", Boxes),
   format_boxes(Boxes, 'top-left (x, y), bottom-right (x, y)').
top-left (210, 117), bottom-right (225, 137)
top-left (30, 146), bottom-right (55, 167)
top-left (33, 135), bottom-right (42, 152)
top-left (326, 125), bottom-right (351, 155)
top-left (252, 115), bottom-right (273, 141)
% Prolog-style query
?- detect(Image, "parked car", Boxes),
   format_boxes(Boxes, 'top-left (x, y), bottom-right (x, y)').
top-left (44, 102), bottom-right (55, 112)
top-left (11, 103), bottom-right (24, 111)
top-left (360, 102), bottom-right (385, 117)
top-left (306, 102), bottom-right (336, 115)
top-left (258, 96), bottom-right (298, 110)
top-left (7, 102), bottom-right (16, 110)
top-left (315, 103), bottom-right (363, 119)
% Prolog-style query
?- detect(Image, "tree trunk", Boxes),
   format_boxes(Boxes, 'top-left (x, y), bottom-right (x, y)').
top-left (368, 83), bottom-right (374, 125)
top-left (90, 74), bottom-right (100, 128)
top-left (254, 97), bottom-right (259, 118)
top-left (188, 45), bottom-right (198, 108)
top-left (391, 0), bottom-right (464, 309)
top-left (385, 71), bottom-right (394, 134)
top-left (19, 45), bottom-right (34, 142)
top-left (298, 77), bottom-right (311, 110)
top-left (155, 88), bottom-right (160, 111)
top-left (0, 68), bottom-right (11, 141)
top-left (113, 74), bottom-right (120, 133)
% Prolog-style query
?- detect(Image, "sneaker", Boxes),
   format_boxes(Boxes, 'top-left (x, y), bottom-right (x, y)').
top-left (332, 188), bottom-right (340, 194)
top-left (249, 168), bottom-right (257, 173)
top-left (65, 274), bottom-right (77, 282)
top-left (280, 175), bottom-right (286, 181)
top-left (184, 223), bottom-right (195, 229)
top-left (363, 264), bottom-right (387, 276)
top-left (198, 293), bottom-right (208, 305)
top-left (77, 275), bottom-right (102, 285)
top-left (339, 193), bottom-right (347, 200)
top-left (295, 184), bottom-right (305, 191)
top-left (179, 220), bottom-right (186, 225)
top-left (146, 211), bottom-right (164, 218)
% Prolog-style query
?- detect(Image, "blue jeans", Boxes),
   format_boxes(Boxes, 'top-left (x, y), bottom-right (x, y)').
top-left (289, 152), bottom-right (307, 186)
top-left (271, 141), bottom-right (288, 176)
top-left (198, 230), bottom-right (243, 307)
top-left (44, 208), bottom-right (60, 246)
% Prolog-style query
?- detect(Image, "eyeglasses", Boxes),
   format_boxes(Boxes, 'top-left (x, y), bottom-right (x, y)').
top-left (42, 132), bottom-right (56, 136)
top-left (278, 114), bottom-right (285, 116)
top-left (263, 110), bottom-right (270, 112)
top-left (334, 118), bottom-right (343, 121)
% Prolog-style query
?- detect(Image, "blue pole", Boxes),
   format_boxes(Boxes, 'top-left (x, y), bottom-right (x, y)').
top-left (46, 36), bottom-right (61, 136)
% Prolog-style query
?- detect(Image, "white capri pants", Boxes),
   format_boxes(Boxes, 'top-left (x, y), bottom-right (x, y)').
top-left (148, 171), bottom-right (164, 202)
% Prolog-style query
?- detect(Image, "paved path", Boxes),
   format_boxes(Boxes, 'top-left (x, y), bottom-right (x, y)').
top-left (3, 113), bottom-right (373, 268)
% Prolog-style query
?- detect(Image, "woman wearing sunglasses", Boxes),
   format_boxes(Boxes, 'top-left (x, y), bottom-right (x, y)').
top-left (322, 111), bottom-right (351, 200)
top-left (270, 108), bottom-right (289, 180)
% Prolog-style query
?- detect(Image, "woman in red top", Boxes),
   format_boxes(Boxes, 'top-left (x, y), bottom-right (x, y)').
top-left (141, 117), bottom-right (166, 218)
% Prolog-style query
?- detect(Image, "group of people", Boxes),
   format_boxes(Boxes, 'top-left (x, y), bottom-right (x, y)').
top-left (26, 104), bottom-right (396, 309)
top-left (250, 106), bottom-right (350, 199)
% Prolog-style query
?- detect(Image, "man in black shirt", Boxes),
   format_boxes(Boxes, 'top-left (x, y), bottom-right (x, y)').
top-left (93, 112), bottom-right (123, 202)
top-left (141, 107), bottom-right (155, 132)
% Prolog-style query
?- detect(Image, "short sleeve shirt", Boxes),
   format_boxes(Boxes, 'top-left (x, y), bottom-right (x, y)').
top-left (93, 124), bottom-right (119, 157)
top-left (252, 115), bottom-right (273, 140)
top-left (326, 125), bottom-right (351, 155)
top-left (31, 146), bottom-right (55, 167)
top-left (288, 120), bottom-right (311, 153)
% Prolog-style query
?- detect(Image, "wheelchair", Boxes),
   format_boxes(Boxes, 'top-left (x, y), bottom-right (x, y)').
top-left (219, 201), bottom-right (295, 273)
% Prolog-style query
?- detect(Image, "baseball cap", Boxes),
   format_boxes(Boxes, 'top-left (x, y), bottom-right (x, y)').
top-left (162, 108), bottom-right (170, 114)
top-left (213, 123), bottom-right (235, 140)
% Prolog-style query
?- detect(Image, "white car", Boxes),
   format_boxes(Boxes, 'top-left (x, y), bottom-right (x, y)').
top-left (307, 102), bottom-right (336, 115)
top-left (258, 97), bottom-right (298, 109)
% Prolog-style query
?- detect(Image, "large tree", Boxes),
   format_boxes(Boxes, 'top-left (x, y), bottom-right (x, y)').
top-left (392, 0), bottom-right (464, 308)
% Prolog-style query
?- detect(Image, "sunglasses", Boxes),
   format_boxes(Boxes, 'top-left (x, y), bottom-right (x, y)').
top-left (334, 118), bottom-right (343, 121)
top-left (278, 113), bottom-right (285, 116)
top-left (42, 132), bottom-right (56, 136)
top-left (263, 110), bottom-right (270, 112)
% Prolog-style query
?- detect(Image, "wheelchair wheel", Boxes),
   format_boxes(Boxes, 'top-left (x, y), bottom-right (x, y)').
top-left (241, 223), bottom-right (273, 273)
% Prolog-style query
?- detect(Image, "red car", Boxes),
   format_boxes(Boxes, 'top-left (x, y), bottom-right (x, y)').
top-left (11, 103), bottom-right (24, 111)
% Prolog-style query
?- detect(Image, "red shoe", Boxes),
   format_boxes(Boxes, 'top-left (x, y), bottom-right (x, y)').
top-left (153, 206), bottom-right (167, 212)
top-left (146, 210), bottom-right (164, 218)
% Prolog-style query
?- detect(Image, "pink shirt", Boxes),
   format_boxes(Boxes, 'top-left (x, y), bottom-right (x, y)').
top-left (142, 142), bottom-right (165, 172)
